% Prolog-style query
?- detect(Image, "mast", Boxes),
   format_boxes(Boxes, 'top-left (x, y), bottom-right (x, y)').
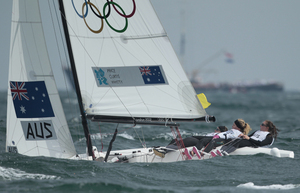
top-left (58, 0), bottom-right (95, 160)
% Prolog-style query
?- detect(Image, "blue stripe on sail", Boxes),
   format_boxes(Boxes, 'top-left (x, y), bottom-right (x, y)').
top-left (10, 81), bottom-right (55, 118)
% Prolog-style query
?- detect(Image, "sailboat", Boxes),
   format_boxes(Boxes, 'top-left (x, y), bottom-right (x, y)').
top-left (6, 0), bottom-right (293, 163)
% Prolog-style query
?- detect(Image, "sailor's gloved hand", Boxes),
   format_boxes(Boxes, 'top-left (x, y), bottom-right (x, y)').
top-left (213, 135), bottom-right (220, 139)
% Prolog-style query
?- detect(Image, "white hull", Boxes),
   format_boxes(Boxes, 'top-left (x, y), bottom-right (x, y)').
top-left (71, 146), bottom-right (294, 163)
top-left (230, 147), bottom-right (294, 158)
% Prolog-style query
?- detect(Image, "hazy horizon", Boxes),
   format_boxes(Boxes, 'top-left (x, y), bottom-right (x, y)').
top-left (1, 0), bottom-right (300, 92)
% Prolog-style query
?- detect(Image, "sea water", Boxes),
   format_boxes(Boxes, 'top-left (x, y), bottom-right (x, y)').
top-left (0, 91), bottom-right (300, 193)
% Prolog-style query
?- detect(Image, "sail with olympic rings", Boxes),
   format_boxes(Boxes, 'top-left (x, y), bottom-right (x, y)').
top-left (62, 0), bottom-right (210, 122)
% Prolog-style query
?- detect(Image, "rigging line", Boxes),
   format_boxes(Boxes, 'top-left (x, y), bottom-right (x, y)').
top-left (110, 40), bottom-right (152, 115)
top-left (133, 127), bottom-right (147, 148)
top-left (107, 36), bottom-right (137, 120)
top-left (170, 126), bottom-right (186, 160)
top-left (200, 137), bottom-right (241, 156)
top-left (53, 124), bottom-right (76, 147)
top-left (141, 127), bottom-right (146, 147)
top-left (92, 34), bottom-right (106, 99)
top-left (21, 146), bottom-right (41, 156)
top-left (51, 0), bottom-right (82, 140)
top-left (19, 22), bottom-right (34, 78)
top-left (220, 137), bottom-right (243, 151)
top-left (97, 122), bottom-right (104, 152)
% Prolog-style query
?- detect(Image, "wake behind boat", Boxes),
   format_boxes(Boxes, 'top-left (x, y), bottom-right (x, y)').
top-left (6, 0), bottom-right (293, 163)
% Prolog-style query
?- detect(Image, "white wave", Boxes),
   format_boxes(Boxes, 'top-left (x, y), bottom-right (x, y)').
top-left (89, 131), bottom-right (135, 140)
top-left (0, 166), bottom-right (60, 181)
top-left (69, 117), bottom-right (80, 123)
top-left (154, 130), bottom-right (196, 141)
top-left (118, 132), bottom-right (135, 140)
top-left (90, 133), bottom-right (108, 140)
top-left (237, 182), bottom-right (300, 190)
top-left (154, 132), bottom-right (173, 141)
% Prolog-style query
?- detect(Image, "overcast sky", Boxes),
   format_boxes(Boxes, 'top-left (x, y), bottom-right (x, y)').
top-left (1, 0), bottom-right (300, 91)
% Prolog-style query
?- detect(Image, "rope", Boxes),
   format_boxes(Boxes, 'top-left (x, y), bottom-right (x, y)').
top-left (170, 126), bottom-right (187, 160)
top-left (133, 127), bottom-right (147, 148)
top-left (175, 127), bottom-right (186, 149)
top-left (205, 115), bottom-right (210, 123)
top-left (201, 137), bottom-right (242, 156)
top-left (97, 122), bottom-right (104, 152)
top-left (220, 138), bottom-right (243, 153)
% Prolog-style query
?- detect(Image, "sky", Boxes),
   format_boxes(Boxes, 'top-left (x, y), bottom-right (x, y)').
top-left (1, 0), bottom-right (300, 91)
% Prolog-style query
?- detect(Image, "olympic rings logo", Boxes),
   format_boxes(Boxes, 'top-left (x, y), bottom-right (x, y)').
top-left (71, 0), bottom-right (136, 34)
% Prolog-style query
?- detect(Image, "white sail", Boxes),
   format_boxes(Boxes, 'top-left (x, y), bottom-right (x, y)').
top-left (63, 1), bottom-right (208, 121)
top-left (6, 0), bottom-right (76, 158)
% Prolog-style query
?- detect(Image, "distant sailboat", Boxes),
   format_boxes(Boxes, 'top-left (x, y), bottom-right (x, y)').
top-left (6, 0), bottom-right (293, 162)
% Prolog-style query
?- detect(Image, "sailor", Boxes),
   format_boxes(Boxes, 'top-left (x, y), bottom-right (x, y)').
top-left (166, 126), bottom-right (228, 150)
top-left (200, 119), bottom-right (252, 154)
top-left (233, 120), bottom-right (278, 148)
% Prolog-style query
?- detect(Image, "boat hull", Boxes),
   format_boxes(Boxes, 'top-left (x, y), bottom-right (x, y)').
top-left (72, 146), bottom-right (294, 162)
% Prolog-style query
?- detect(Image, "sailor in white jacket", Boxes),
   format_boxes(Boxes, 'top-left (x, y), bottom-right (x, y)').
top-left (232, 120), bottom-right (278, 148)
top-left (200, 119), bottom-right (251, 153)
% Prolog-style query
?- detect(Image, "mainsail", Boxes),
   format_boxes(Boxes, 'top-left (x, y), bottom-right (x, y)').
top-left (63, 1), bottom-right (211, 125)
top-left (6, 0), bottom-right (76, 158)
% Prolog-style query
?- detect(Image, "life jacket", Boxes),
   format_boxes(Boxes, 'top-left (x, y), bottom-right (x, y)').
top-left (250, 130), bottom-right (270, 142)
top-left (217, 129), bottom-right (241, 139)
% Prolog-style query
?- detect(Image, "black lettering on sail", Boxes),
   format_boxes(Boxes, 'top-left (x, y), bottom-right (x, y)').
top-left (27, 123), bottom-right (35, 139)
top-left (44, 122), bottom-right (53, 138)
top-left (35, 122), bottom-right (44, 139)
top-left (21, 120), bottom-right (56, 141)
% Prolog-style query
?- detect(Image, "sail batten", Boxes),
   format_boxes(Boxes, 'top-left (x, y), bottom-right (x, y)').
top-left (123, 34), bottom-right (168, 40)
top-left (70, 33), bottom-right (167, 39)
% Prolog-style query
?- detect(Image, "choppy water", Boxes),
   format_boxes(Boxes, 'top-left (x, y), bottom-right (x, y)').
top-left (1, 90), bottom-right (300, 193)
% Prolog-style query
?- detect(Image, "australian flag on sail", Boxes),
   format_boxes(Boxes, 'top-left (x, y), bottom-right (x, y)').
top-left (10, 81), bottom-right (55, 118)
top-left (139, 66), bottom-right (165, 84)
